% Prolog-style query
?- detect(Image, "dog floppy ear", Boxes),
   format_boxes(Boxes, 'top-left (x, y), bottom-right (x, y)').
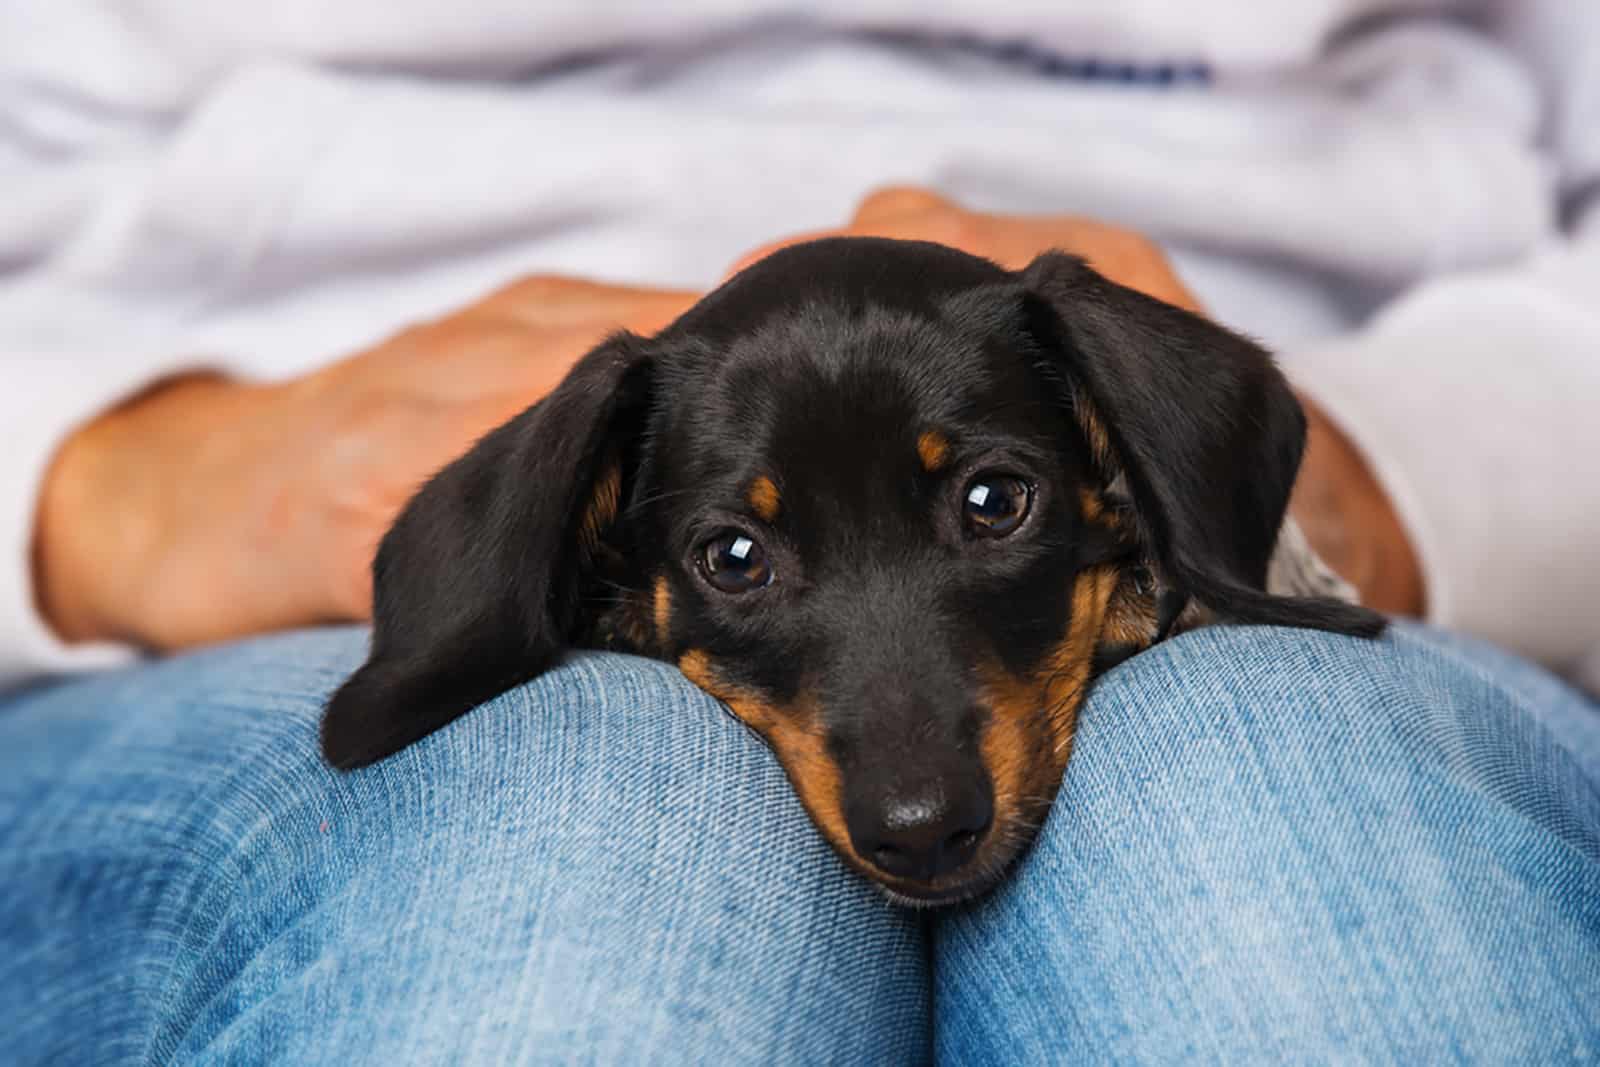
top-left (1021, 252), bottom-right (1383, 637)
top-left (321, 333), bottom-right (654, 769)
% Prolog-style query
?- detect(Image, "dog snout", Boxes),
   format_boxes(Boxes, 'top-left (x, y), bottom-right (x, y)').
top-left (847, 779), bottom-right (994, 883)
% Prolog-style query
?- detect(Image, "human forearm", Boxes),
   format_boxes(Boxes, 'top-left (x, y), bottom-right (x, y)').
top-left (28, 278), bottom-right (699, 658)
top-left (33, 374), bottom-right (293, 648)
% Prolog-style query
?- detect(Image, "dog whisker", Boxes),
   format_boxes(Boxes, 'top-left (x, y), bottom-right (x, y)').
top-left (623, 486), bottom-right (699, 514)
top-left (588, 578), bottom-right (638, 595)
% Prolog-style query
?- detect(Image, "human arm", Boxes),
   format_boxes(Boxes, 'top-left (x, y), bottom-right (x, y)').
top-left (23, 279), bottom-right (696, 665)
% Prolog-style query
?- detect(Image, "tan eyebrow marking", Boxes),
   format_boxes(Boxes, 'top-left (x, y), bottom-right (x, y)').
top-left (975, 563), bottom-right (1118, 812)
top-left (747, 475), bottom-right (781, 522)
top-left (917, 430), bottom-right (951, 473)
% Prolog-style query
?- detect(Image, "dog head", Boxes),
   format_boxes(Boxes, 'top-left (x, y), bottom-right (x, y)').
top-left (322, 238), bottom-right (1383, 904)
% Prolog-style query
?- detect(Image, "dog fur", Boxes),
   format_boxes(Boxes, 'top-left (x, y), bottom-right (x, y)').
top-left (320, 238), bottom-right (1385, 904)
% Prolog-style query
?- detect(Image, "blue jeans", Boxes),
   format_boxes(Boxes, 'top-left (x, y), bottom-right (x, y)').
top-left (2, 623), bottom-right (1597, 1064)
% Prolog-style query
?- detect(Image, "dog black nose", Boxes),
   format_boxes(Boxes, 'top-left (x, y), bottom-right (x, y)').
top-left (849, 785), bottom-right (993, 883)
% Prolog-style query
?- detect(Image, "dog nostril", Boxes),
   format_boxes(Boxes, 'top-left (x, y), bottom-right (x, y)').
top-left (872, 843), bottom-right (906, 869)
top-left (946, 828), bottom-right (980, 854)
top-left (851, 788), bottom-right (993, 883)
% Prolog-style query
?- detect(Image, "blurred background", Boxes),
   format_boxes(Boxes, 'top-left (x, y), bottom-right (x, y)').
top-left (7, 2), bottom-right (1592, 362)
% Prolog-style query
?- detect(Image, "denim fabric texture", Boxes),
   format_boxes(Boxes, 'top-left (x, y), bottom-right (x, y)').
top-left (2, 622), bottom-right (1597, 1064)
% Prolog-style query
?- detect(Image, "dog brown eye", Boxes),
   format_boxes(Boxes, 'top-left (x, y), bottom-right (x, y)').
top-left (699, 530), bottom-right (772, 592)
top-left (963, 473), bottom-right (1032, 537)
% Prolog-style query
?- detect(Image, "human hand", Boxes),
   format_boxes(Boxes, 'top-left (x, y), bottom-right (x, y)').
top-left (730, 185), bottom-right (1204, 313)
top-left (34, 277), bottom-right (698, 651)
top-left (734, 186), bottom-right (1423, 614)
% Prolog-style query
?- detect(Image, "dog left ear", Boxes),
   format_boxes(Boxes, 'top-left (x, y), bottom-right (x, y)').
top-left (320, 332), bottom-right (655, 770)
top-left (1020, 252), bottom-right (1384, 637)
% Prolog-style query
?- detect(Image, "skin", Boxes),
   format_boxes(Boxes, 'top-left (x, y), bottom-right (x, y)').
top-left (33, 188), bottom-right (1422, 651)
top-left (34, 279), bottom-right (697, 650)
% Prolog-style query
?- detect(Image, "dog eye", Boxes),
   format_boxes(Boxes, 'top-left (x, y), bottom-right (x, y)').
top-left (962, 473), bottom-right (1033, 537)
top-left (698, 530), bottom-right (773, 592)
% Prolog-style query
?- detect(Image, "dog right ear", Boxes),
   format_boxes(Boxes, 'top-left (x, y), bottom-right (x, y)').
top-left (1019, 252), bottom-right (1384, 639)
top-left (320, 333), bottom-right (655, 770)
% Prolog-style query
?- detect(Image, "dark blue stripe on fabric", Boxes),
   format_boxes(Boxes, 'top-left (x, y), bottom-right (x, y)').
top-left (963, 34), bottom-right (1212, 86)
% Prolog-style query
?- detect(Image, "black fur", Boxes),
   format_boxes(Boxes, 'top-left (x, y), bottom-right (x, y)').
top-left (320, 335), bottom-right (653, 769)
top-left (322, 238), bottom-right (1385, 893)
top-left (1021, 252), bottom-right (1386, 638)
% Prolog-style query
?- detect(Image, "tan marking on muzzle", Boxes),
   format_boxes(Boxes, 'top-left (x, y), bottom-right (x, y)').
top-left (677, 650), bottom-right (848, 848)
top-left (978, 566), bottom-right (1119, 816)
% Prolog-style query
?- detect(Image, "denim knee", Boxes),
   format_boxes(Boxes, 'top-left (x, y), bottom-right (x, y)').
top-left (7, 629), bottom-right (927, 1063)
top-left (932, 624), bottom-right (1600, 1063)
top-left (249, 646), bottom-right (927, 1064)
top-left (1065, 622), bottom-right (1600, 864)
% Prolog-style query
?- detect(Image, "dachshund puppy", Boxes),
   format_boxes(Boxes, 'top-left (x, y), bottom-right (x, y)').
top-left (321, 238), bottom-right (1384, 905)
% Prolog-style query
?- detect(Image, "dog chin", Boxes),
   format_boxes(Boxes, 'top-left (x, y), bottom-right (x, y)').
top-left (866, 840), bottom-right (1029, 908)
top-left (875, 877), bottom-right (998, 910)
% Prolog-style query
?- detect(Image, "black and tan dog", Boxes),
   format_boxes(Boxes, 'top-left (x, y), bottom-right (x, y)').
top-left (321, 238), bottom-right (1384, 905)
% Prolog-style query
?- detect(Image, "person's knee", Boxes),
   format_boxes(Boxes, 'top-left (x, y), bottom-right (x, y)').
top-left (1066, 622), bottom-right (1598, 861)
top-left (336, 649), bottom-right (796, 852)
top-left (178, 638), bottom-right (788, 883)
top-left (36, 633), bottom-right (923, 1061)
top-left (28, 629), bottom-right (784, 919)
top-left (932, 624), bottom-right (1600, 1062)
top-left (173, 642), bottom-right (924, 1062)
top-left (133, 630), bottom-right (769, 828)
